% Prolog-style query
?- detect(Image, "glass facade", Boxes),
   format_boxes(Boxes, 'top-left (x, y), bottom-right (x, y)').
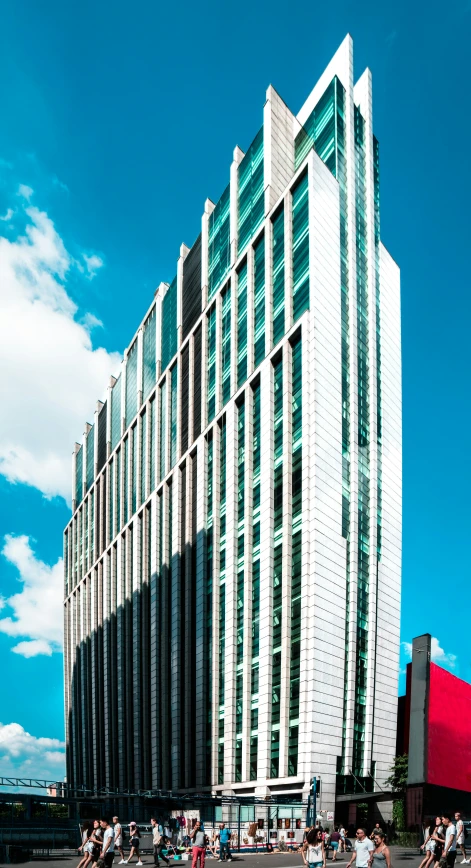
top-left (207, 305), bottom-right (217, 422)
top-left (292, 171), bottom-right (310, 322)
top-left (75, 446), bottom-right (83, 505)
top-left (353, 105), bottom-right (370, 776)
top-left (111, 374), bottom-right (121, 452)
top-left (237, 262), bottom-right (248, 388)
top-left (221, 285), bottom-right (231, 405)
top-left (288, 336), bottom-right (302, 775)
top-left (253, 234), bottom-right (265, 366)
top-left (271, 356), bottom-right (283, 778)
top-left (66, 52), bottom-right (398, 798)
top-left (125, 340), bottom-right (138, 428)
top-left (161, 277), bottom-right (177, 372)
top-left (238, 127), bottom-right (264, 254)
top-left (85, 425), bottom-right (94, 492)
top-left (218, 417), bottom-right (227, 785)
top-left (143, 307), bottom-right (156, 401)
top-left (208, 184), bottom-right (231, 299)
top-left (235, 398), bottom-right (245, 782)
top-left (250, 380), bottom-right (261, 780)
top-left (272, 207), bottom-right (285, 345)
top-left (170, 364), bottom-right (178, 468)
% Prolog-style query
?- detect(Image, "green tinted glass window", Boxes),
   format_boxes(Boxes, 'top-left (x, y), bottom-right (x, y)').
top-left (161, 277), bottom-right (177, 372)
top-left (253, 234), bottom-right (265, 366)
top-left (111, 375), bottom-right (121, 451)
top-left (237, 262), bottom-right (248, 388)
top-left (272, 208), bottom-right (285, 345)
top-left (75, 447), bottom-right (83, 505)
top-left (170, 364), bottom-right (178, 468)
top-left (143, 307), bottom-right (156, 401)
top-left (221, 286), bottom-right (231, 405)
top-left (208, 184), bottom-right (231, 299)
top-left (292, 172), bottom-right (309, 321)
top-left (125, 340), bottom-right (138, 428)
top-left (294, 78), bottom-right (337, 174)
top-left (159, 379), bottom-right (167, 480)
top-left (238, 127), bottom-right (264, 254)
top-left (207, 306), bottom-right (217, 422)
top-left (86, 425), bottom-right (94, 492)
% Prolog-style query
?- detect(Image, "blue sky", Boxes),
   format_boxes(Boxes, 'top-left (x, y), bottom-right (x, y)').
top-left (0, 0), bottom-right (469, 780)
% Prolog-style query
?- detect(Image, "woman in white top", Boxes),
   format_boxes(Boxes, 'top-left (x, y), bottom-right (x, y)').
top-left (302, 828), bottom-right (326, 868)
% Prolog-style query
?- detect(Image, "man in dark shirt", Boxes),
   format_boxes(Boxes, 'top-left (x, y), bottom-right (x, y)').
top-left (330, 827), bottom-right (342, 862)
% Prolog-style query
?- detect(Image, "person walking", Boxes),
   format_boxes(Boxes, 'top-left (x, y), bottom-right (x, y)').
top-left (77, 823), bottom-right (96, 868)
top-left (124, 821), bottom-right (143, 866)
top-left (302, 827), bottom-right (326, 868)
top-left (455, 813), bottom-right (468, 864)
top-left (190, 820), bottom-right (207, 868)
top-left (339, 828), bottom-right (346, 854)
top-left (330, 828), bottom-right (342, 862)
top-left (437, 814), bottom-right (457, 868)
top-left (369, 826), bottom-right (383, 841)
top-left (368, 831), bottom-right (391, 868)
top-left (420, 818), bottom-right (442, 868)
top-left (151, 818), bottom-right (170, 867)
top-left (113, 817), bottom-right (125, 864)
top-left (89, 820), bottom-right (104, 866)
top-left (345, 828), bottom-right (374, 868)
top-left (99, 817), bottom-right (116, 867)
top-left (218, 824), bottom-right (232, 863)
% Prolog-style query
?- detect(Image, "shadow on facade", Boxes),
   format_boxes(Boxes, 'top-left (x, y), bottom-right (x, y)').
top-left (66, 522), bottom-right (213, 807)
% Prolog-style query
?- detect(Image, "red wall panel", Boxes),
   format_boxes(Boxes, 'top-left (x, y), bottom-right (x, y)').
top-left (427, 663), bottom-right (471, 791)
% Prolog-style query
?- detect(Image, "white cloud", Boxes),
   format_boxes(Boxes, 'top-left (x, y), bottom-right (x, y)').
top-left (0, 208), bottom-right (14, 222)
top-left (12, 639), bottom-right (53, 658)
top-left (402, 637), bottom-right (457, 670)
top-left (82, 252), bottom-right (104, 278)
top-left (0, 722), bottom-right (65, 780)
top-left (0, 535), bottom-right (63, 655)
top-left (0, 189), bottom-right (121, 500)
top-left (18, 183), bottom-right (33, 201)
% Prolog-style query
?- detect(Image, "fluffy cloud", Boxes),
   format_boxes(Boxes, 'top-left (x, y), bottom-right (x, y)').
top-left (0, 535), bottom-right (63, 656)
top-left (82, 252), bottom-right (104, 278)
top-left (0, 722), bottom-right (65, 780)
top-left (0, 208), bottom-right (14, 222)
top-left (0, 187), bottom-right (121, 501)
top-left (402, 636), bottom-right (457, 670)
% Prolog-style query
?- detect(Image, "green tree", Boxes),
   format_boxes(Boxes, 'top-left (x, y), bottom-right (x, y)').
top-left (385, 755), bottom-right (408, 833)
top-left (385, 754), bottom-right (408, 793)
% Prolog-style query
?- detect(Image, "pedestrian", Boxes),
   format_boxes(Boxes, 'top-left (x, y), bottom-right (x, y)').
top-left (124, 821), bottom-right (143, 866)
top-left (339, 827), bottom-right (346, 854)
top-left (369, 826), bottom-right (383, 841)
top-left (436, 814), bottom-right (457, 868)
top-left (218, 824), bottom-right (232, 862)
top-left (302, 827), bottom-right (326, 868)
top-left (368, 832), bottom-right (391, 868)
top-left (151, 817), bottom-right (170, 867)
top-left (90, 820), bottom-right (104, 865)
top-left (77, 823), bottom-right (96, 868)
top-left (345, 829), bottom-right (374, 868)
top-left (420, 818), bottom-right (441, 868)
top-left (330, 828), bottom-right (342, 862)
top-left (113, 817), bottom-right (125, 865)
top-left (190, 820), bottom-right (207, 868)
top-left (209, 831), bottom-right (218, 858)
top-left (455, 813), bottom-right (468, 864)
top-left (99, 817), bottom-right (116, 867)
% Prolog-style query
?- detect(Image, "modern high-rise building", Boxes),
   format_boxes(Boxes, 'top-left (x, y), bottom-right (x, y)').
top-left (64, 35), bottom-right (402, 816)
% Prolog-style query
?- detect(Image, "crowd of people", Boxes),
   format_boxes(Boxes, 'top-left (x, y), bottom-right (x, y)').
top-left (418, 813), bottom-right (468, 868)
top-left (75, 812), bottom-right (469, 868)
top-left (76, 817), bottom-right (233, 868)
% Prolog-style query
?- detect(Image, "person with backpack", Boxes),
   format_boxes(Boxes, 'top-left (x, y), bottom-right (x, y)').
top-left (152, 817), bottom-right (170, 867)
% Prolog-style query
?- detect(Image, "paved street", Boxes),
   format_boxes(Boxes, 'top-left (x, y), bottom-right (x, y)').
top-left (0, 847), bottom-right (424, 867)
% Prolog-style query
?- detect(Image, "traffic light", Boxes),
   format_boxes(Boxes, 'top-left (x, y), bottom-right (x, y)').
top-left (311, 777), bottom-right (321, 796)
